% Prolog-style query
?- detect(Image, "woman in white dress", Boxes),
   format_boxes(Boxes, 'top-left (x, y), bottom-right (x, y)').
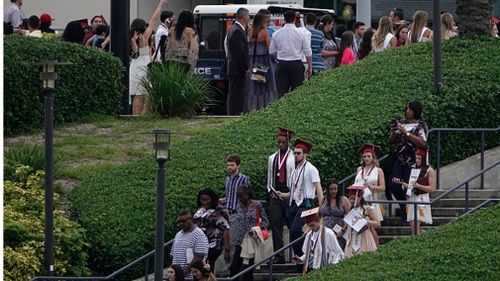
top-left (129, 0), bottom-right (167, 115)
top-left (372, 16), bottom-right (397, 52)
top-left (393, 148), bottom-right (435, 235)
top-left (353, 144), bottom-right (385, 247)
top-left (407, 10), bottom-right (433, 44)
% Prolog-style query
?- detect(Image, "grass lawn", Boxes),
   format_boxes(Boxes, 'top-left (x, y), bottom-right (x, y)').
top-left (4, 114), bottom-right (236, 184)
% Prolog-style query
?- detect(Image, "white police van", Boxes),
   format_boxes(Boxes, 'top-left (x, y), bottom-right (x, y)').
top-left (193, 4), bottom-right (334, 114)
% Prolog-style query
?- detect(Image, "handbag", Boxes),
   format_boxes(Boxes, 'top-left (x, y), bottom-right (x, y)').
top-left (250, 36), bottom-right (269, 84)
top-left (253, 201), bottom-right (269, 241)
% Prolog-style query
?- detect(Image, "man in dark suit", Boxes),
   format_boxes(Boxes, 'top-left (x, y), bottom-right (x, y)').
top-left (226, 8), bottom-right (250, 115)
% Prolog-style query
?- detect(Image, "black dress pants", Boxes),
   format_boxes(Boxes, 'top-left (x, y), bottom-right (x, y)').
top-left (269, 197), bottom-right (288, 261)
top-left (229, 245), bottom-right (254, 281)
top-left (275, 60), bottom-right (305, 98)
top-left (227, 75), bottom-right (248, 115)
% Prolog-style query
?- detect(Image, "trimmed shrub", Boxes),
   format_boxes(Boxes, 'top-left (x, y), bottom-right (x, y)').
top-left (70, 38), bottom-right (500, 275)
top-left (4, 36), bottom-right (124, 136)
top-left (3, 160), bottom-right (90, 281)
top-left (290, 204), bottom-right (500, 281)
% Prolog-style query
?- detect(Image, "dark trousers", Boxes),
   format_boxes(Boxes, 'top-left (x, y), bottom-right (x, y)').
top-left (229, 245), bottom-right (254, 281)
top-left (288, 201), bottom-right (307, 256)
top-left (269, 197), bottom-right (288, 260)
top-left (207, 247), bottom-right (221, 273)
top-left (275, 60), bottom-right (305, 98)
top-left (385, 160), bottom-right (411, 221)
top-left (227, 75), bottom-right (248, 115)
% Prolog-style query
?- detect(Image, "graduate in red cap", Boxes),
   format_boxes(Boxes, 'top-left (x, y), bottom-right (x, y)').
top-left (40, 13), bottom-right (55, 34)
top-left (353, 144), bottom-right (385, 247)
top-left (276, 138), bottom-right (323, 256)
top-left (343, 185), bottom-right (379, 257)
top-left (392, 148), bottom-right (435, 234)
top-left (266, 128), bottom-right (295, 263)
top-left (292, 207), bottom-right (344, 274)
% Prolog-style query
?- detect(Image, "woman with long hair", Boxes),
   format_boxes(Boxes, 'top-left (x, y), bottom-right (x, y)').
top-left (191, 260), bottom-right (217, 281)
top-left (372, 16), bottom-right (397, 52)
top-left (245, 12), bottom-right (277, 112)
top-left (166, 265), bottom-right (185, 281)
top-left (441, 12), bottom-right (457, 40)
top-left (353, 144), bottom-right (385, 247)
top-left (319, 14), bottom-right (339, 70)
top-left (395, 24), bottom-right (409, 46)
top-left (407, 10), bottom-right (432, 44)
top-left (164, 9), bottom-right (199, 70)
top-left (343, 185), bottom-right (379, 258)
top-left (337, 31), bottom-right (355, 66)
top-left (358, 27), bottom-right (375, 60)
top-left (319, 178), bottom-right (351, 249)
top-left (192, 188), bottom-right (231, 272)
top-left (129, 0), bottom-right (167, 115)
top-left (393, 148), bottom-right (435, 234)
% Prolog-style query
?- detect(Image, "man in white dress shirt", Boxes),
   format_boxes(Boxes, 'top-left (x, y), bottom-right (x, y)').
top-left (154, 10), bottom-right (174, 62)
top-left (269, 10), bottom-right (312, 97)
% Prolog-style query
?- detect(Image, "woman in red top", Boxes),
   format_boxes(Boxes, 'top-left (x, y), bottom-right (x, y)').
top-left (338, 31), bottom-right (355, 66)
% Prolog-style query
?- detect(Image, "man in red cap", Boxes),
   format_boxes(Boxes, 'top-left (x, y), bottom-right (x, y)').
top-left (276, 138), bottom-right (323, 256)
top-left (266, 128), bottom-right (295, 263)
top-left (40, 13), bottom-right (55, 33)
top-left (292, 207), bottom-right (343, 272)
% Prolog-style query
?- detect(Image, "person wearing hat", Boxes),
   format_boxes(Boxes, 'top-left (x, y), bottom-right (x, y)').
top-left (276, 138), bottom-right (323, 256)
top-left (393, 148), bottom-right (435, 234)
top-left (266, 128), bottom-right (295, 264)
top-left (343, 185), bottom-right (379, 257)
top-left (353, 144), bottom-right (385, 247)
top-left (292, 207), bottom-right (344, 273)
top-left (40, 13), bottom-right (55, 33)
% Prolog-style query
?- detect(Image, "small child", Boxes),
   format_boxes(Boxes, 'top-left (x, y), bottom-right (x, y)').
top-left (86, 24), bottom-right (109, 49)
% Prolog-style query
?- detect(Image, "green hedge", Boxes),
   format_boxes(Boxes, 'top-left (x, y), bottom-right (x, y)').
top-left (69, 38), bottom-right (500, 275)
top-left (291, 204), bottom-right (500, 281)
top-left (4, 36), bottom-right (124, 136)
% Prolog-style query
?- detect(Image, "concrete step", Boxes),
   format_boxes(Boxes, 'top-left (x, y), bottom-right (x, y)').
top-left (432, 189), bottom-right (500, 199)
top-left (380, 235), bottom-right (410, 244)
top-left (394, 207), bottom-right (465, 217)
top-left (254, 271), bottom-right (301, 281)
top-left (382, 216), bottom-right (456, 226)
top-left (379, 226), bottom-right (435, 236)
top-left (431, 198), bottom-right (484, 208)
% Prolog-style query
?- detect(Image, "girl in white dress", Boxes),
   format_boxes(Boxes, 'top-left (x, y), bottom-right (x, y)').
top-left (129, 0), bottom-right (168, 115)
top-left (354, 144), bottom-right (385, 247)
top-left (407, 10), bottom-right (433, 44)
top-left (372, 16), bottom-right (397, 52)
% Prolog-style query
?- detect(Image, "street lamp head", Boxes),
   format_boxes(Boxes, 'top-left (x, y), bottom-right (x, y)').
top-left (37, 60), bottom-right (71, 89)
top-left (153, 129), bottom-right (171, 161)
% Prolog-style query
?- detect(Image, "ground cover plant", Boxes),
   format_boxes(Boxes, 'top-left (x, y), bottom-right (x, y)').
top-left (70, 38), bottom-right (500, 275)
top-left (4, 36), bottom-right (123, 136)
top-left (289, 204), bottom-right (500, 281)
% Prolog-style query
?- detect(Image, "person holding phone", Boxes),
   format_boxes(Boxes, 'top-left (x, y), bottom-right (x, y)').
top-left (386, 101), bottom-right (428, 222)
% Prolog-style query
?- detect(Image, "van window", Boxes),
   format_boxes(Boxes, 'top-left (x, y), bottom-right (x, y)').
top-left (198, 16), bottom-right (228, 58)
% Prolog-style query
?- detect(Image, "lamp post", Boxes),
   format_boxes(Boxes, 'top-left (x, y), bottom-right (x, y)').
top-left (153, 130), bottom-right (171, 281)
top-left (38, 60), bottom-right (69, 276)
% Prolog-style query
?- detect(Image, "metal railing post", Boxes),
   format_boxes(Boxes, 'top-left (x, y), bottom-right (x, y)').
top-left (268, 258), bottom-right (273, 281)
top-left (144, 256), bottom-right (149, 281)
top-left (480, 131), bottom-right (485, 189)
top-left (436, 130), bottom-right (441, 190)
top-left (465, 182), bottom-right (469, 212)
top-left (413, 203), bottom-right (418, 235)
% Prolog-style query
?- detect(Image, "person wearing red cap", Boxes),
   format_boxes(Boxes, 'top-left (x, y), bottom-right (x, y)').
top-left (343, 185), bottom-right (379, 257)
top-left (40, 13), bottom-right (55, 34)
top-left (386, 101), bottom-right (428, 222)
top-left (393, 148), bottom-right (435, 234)
top-left (353, 144), bottom-right (385, 247)
top-left (266, 128), bottom-right (295, 264)
top-left (292, 207), bottom-right (344, 273)
top-left (276, 138), bottom-right (323, 256)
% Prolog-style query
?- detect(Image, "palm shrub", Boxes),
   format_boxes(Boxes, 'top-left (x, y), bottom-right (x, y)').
top-left (141, 62), bottom-right (212, 117)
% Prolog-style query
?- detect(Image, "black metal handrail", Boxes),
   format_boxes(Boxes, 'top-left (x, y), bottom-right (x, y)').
top-left (367, 160), bottom-right (500, 234)
top-left (30, 239), bottom-right (175, 281)
top-left (216, 234), bottom-right (306, 281)
top-left (460, 199), bottom-right (500, 217)
top-left (428, 127), bottom-right (499, 190)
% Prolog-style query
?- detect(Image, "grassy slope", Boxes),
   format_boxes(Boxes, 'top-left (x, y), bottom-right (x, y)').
top-left (290, 204), bottom-right (500, 281)
top-left (70, 38), bottom-right (500, 274)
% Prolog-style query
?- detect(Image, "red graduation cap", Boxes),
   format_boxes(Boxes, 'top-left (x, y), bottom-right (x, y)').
top-left (277, 127), bottom-right (294, 140)
top-left (301, 207), bottom-right (320, 223)
top-left (359, 144), bottom-right (381, 155)
top-left (347, 185), bottom-right (367, 197)
top-left (294, 138), bottom-right (313, 153)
